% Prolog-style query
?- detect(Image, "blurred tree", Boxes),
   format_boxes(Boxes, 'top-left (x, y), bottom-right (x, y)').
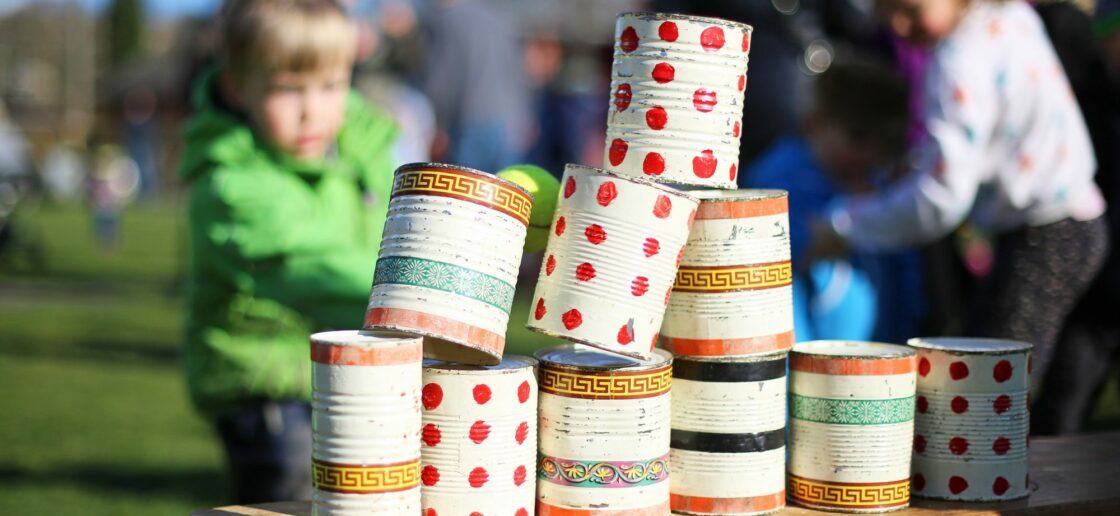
top-left (108, 0), bottom-right (145, 66)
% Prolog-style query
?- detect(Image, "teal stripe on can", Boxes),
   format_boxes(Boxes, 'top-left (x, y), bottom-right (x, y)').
top-left (790, 394), bottom-right (915, 425)
top-left (372, 255), bottom-right (516, 314)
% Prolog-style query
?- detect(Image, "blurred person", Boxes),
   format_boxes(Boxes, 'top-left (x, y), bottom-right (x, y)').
top-left (749, 59), bottom-right (925, 344)
top-left (177, 0), bottom-right (399, 503)
top-left (88, 145), bottom-right (140, 251)
top-left (810, 0), bottom-right (1108, 389)
top-left (0, 100), bottom-right (35, 258)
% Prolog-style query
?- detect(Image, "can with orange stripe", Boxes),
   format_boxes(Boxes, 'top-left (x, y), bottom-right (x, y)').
top-left (787, 341), bottom-right (917, 513)
top-left (419, 356), bottom-right (538, 516)
top-left (535, 344), bottom-right (673, 514)
top-left (310, 330), bottom-right (423, 515)
top-left (660, 189), bottom-right (792, 358)
top-left (363, 162), bottom-right (533, 366)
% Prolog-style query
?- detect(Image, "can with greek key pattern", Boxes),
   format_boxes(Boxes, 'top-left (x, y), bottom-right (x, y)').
top-left (907, 338), bottom-right (1031, 502)
top-left (670, 351), bottom-right (788, 515)
top-left (419, 355), bottom-right (538, 515)
top-left (364, 162), bottom-right (533, 366)
top-left (660, 189), bottom-right (792, 357)
top-left (535, 344), bottom-right (673, 515)
top-left (527, 164), bottom-right (698, 361)
top-left (605, 12), bottom-right (752, 188)
top-left (788, 341), bottom-right (917, 513)
top-left (310, 330), bottom-right (423, 515)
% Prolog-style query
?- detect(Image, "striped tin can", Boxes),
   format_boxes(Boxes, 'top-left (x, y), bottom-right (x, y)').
top-left (670, 351), bottom-right (788, 515)
top-left (605, 12), bottom-right (752, 188)
top-left (364, 163), bottom-right (533, 366)
top-left (907, 338), bottom-right (1032, 502)
top-left (419, 355), bottom-right (539, 516)
top-left (527, 164), bottom-right (698, 361)
top-left (535, 344), bottom-right (673, 515)
top-left (660, 189), bottom-right (792, 357)
top-left (788, 341), bottom-right (917, 513)
top-left (310, 330), bottom-right (423, 515)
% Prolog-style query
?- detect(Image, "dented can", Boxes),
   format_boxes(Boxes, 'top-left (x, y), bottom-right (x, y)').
top-left (364, 163), bottom-right (532, 366)
top-left (605, 12), bottom-right (753, 188)
top-left (907, 338), bottom-right (1032, 502)
top-left (310, 330), bottom-right (423, 515)
top-left (535, 345), bottom-right (673, 515)
top-left (788, 341), bottom-right (917, 513)
top-left (661, 189), bottom-right (793, 357)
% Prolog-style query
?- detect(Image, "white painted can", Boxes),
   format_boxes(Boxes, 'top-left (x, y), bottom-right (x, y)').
top-left (605, 12), bottom-right (752, 188)
top-left (310, 330), bottom-right (423, 515)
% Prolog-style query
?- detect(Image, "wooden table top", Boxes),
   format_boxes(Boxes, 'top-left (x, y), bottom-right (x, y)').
top-left (194, 431), bottom-right (1120, 515)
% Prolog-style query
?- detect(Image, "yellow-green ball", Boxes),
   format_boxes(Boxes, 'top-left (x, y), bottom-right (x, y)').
top-left (497, 164), bottom-right (560, 254)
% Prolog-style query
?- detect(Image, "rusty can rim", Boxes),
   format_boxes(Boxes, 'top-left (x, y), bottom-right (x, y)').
top-left (908, 337), bottom-right (1033, 355)
top-left (793, 340), bottom-right (916, 360)
top-left (423, 354), bottom-right (538, 372)
top-left (619, 11), bottom-right (754, 33)
top-left (535, 343), bottom-right (672, 372)
top-left (687, 188), bottom-right (787, 203)
top-left (311, 329), bottom-right (422, 348)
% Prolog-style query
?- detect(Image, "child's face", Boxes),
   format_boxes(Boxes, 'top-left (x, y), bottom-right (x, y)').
top-left (240, 65), bottom-right (352, 161)
top-left (880, 0), bottom-right (966, 45)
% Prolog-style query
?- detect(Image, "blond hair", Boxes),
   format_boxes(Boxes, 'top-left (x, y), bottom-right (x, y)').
top-left (219, 0), bottom-right (355, 82)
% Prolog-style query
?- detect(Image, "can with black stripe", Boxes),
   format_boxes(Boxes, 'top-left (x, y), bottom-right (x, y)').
top-left (669, 351), bottom-right (787, 515)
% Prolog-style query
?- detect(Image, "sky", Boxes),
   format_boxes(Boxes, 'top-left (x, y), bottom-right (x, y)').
top-left (0, 0), bottom-right (221, 20)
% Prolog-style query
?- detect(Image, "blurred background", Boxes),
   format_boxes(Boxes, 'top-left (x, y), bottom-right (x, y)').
top-left (0, 0), bottom-right (1117, 514)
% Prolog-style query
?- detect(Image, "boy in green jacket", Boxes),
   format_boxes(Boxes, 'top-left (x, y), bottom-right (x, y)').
top-left (178, 0), bottom-right (397, 503)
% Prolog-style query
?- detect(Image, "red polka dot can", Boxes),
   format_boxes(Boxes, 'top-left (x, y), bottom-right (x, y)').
top-left (527, 164), bottom-right (698, 361)
top-left (907, 338), bottom-right (1032, 501)
top-left (605, 12), bottom-right (752, 188)
top-left (419, 355), bottom-right (538, 515)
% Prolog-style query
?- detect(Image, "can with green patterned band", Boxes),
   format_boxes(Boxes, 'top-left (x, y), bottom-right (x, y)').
top-left (787, 340), bottom-right (917, 513)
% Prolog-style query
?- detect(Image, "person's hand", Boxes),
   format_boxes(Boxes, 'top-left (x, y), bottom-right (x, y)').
top-left (803, 218), bottom-right (848, 270)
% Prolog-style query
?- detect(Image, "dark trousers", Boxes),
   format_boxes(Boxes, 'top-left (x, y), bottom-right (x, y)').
top-left (215, 401), bottom-right (312, 504)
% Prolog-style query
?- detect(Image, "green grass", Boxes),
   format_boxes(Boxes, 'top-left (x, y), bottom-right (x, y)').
top-left (0, 201), bottom-right (226, 516)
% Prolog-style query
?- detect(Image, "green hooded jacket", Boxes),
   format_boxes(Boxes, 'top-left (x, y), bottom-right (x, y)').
top-left (178, 70), bottom-right (397, 417)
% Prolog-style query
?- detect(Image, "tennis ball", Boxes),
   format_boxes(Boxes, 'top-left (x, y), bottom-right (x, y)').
top-left (498, 164), bottom-right (560, 254)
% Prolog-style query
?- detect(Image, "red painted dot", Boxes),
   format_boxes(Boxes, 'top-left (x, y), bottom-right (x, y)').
top-left (469, 512), bottom-right (481, 516)
top-left (518, 380), bottom-right (531, 403)
top-left (994, 394), bottom-right (1012, 414)
top-left (729, 163), bottom-right (737, 182)
top-left (468, 467), bottom-right (489, 488)
top-left (563, 176), bottom-right (576, 198)
top-left (993, 476), bottom-right (1010, 496)
top-left (742, 31), bottom-right (751, 52)
top-left (422, 423), bottom-right (441, 447)
top-left (562, 309), bottom-right (583, 330)
top-left (994, 360), bottom-right (1013, 383)
top-left (950, 361), bottom-right (970, 380)
top-left (643, 152), bottom-right (665, 175)
top-left (516, 509), bottom-right (528, 516)
top-left (653, 62), bottom-right (675, 84)
top-left (643, 237), bottom-right (660, 257)
top-left (913, 473), bottom-right (926, 491)
top-left (951, 396), bottom-right (970, 414)
top-left (917, 395), bottom-right (928, 413)
top-left (469, 420), bottom-right (491, 443)
top-left (545, 255), bottom-right (556, 276)
top-left (426, 509), bottom-right (437, 516)
top-left (646, 106), bottom-right (668, 130)
top-left (473, 384), bottom-right (492, 404)
top-left (692, 149), bottom-right (717, 178)
top-left (620, 26), bottom-right (639, 52)
top-left (575, 262), bottom-right (597, 281)
top-left (653, 195), bottom-right (673, 218)
top-left (693, 88), bottom-right (717, 112)
top-left (631, 276), bottom-right (649, 296)
top-left (608, 138), bottom-right (628, 166)
top-left (949, 436), bottom-right (970, 455)
top-left (422, 383), bottom-right (443, 410)
top-left (585, 224), bottom-right (607, 245)
top-left (534, 298), bottom-right (547, 320)
top-left (513, 464), bottom-right (528, 486)
top-left (614, 83), bottom-right (632, 111)
top-left (918, 357), bottom-right (931, 377)
top-left (554, 216), bottom-right (566, 236)
top-left (422, 465), bottom-right (440, 486)
top-left (737, 74), bottom-right (746, 92)
top-left (617, 324), bottom-right (634, 345)
top-left (993, 436), bottom-right (1011, 455)
top-left (658, 21), bottom-right (678, 41)
top-left (914, 434), bottom-right (927, 454)
top-left (733, 121), bottom-right (741, 137)
top-left (515, 421), bottom-right (529, 445)
top-left (949, 476), bottom-right (969, 494)
top-left (700, 26), bottom-right (725, 51)
top-left (597, 181), bottom-right (618, 207)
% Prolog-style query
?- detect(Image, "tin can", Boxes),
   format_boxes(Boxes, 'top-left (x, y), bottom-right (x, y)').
top-left (310, 330), bottom-right (423, 515)
top-left (364, 163), bottom-right (533, 366)
top-left (604, 12), bottom-right (753, 189)
top-left (527, 164), bottom-right (698, 361)
top-left (787, 341), bottom-right (917, 513)
top-left (536, 345), bottom-right (673, 515)
top-left (661, 189), bottom-right (792, 357)
top-left (670, 352), bottom-right (788, 515)
top-left (419, 355), bottom-right (538, 515)
top-left (907, 337), bottom-right (1032, 502)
